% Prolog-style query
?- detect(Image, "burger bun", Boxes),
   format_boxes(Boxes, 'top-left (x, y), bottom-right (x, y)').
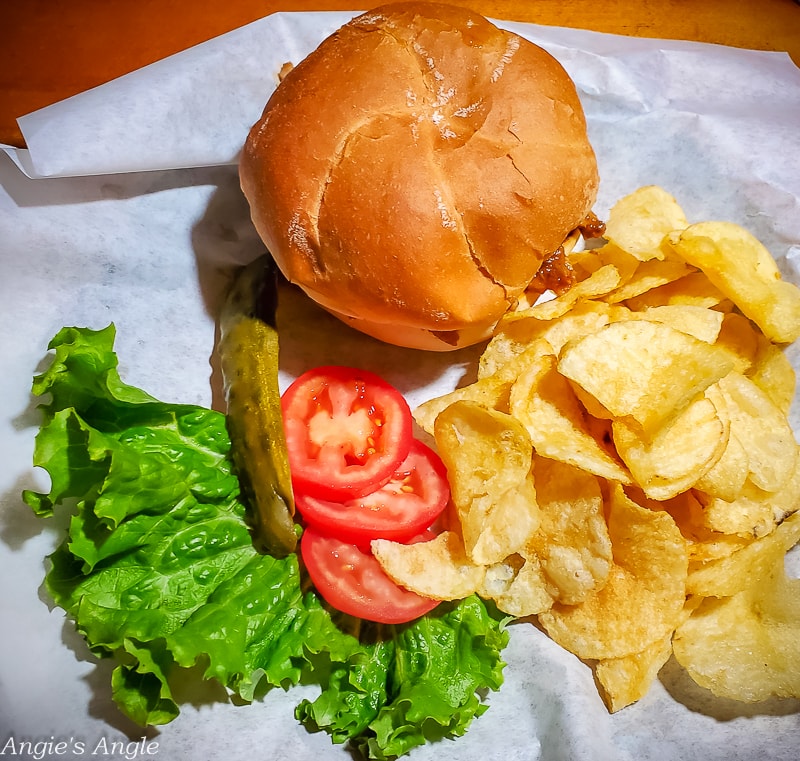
top-left (240, 2), bottom-right (600, 350)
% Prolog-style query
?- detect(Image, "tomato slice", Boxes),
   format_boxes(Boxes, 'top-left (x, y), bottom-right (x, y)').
top-left (300, 527), bottom-right (440, 624)
top-left (282, 366), bottom-right (413, 501)
top-left (295, 439), bottom-right (450, 545)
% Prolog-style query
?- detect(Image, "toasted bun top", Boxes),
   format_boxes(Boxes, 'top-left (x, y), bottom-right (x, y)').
top-left (240, 2), bottom-right (599, 350)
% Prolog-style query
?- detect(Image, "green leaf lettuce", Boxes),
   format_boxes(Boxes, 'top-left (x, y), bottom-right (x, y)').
top-left (23, 325), bottom-right (509, 759)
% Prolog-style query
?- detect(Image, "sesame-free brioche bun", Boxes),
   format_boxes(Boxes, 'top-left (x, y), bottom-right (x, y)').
top-left (240, 2), bottom-right (599, 350)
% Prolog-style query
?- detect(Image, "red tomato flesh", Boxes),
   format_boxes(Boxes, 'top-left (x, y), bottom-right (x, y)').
top-left (300, 527), bottom-right (440, 624)
top-left (282, 366), bottom-right (414, 501)
top-left (295, 439), bottom-right (450, 545)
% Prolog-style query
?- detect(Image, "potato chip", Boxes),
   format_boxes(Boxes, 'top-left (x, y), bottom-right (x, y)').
top-left (482, 301), bottom-right (619, 379)
top-left (371, 530), bottom-right (486, 601)
top-left (477, 326), bottom-right (549, 380)
top-left (697, 482), bottom-right (783, 539)
top-left (604, 185), bottom-right (689, 261)
top-left (602, 258), bottom-right (693, 304)
top-left (686, 534), bottom-right (752, 569)
top-left (413, 372), bottom-right (513, 437)
top-left (416, 338), bottom-right (556, 435)
top-left (623, 270), bottom-right (727, 311)
top-left (685, 509), bottom-right (800, 598)
top-left (715, 371), bottom-right (798, 492)
top-left (468, 479), bottom-right (540, 568)
top-left (664, 489), bottom-right (751, 573)
top-left (667, 221), bottom-right (800, 343)
top-left (634, 304), bottom-right (724, 344)
top-left (526, 456), bottom-right (612, 605)
top-left (509, 353), bottom-right (631, 483)
top-left (572, 242), bottom-right (640, 284)
top-left (674, 512), bottom-right (800, 702)
top-left (697, 452), bottom-right (800, 538)
top-left (713, 312), bottom-right (760, 373)
top-left (612, 395), bottom-right (728, 501)
top-left (478, 555), bottom-right (520, 599)
top-left (537, 484), bottom-right (688, 660)
top-left (557, 319), bottom-right (734, 433)
top-left (594, 595), bottom-right (701, 712)
top-left (566, 383), bottom-right (616, 422)
top-left (434, 401), bottom-right (540, 565)
top-left (594, 634), bottom-right (674, 712)
top-left (414, 185), bottom-right (800, 712)
top-left (480, 554), bottom-right (553, 618)
top-left (748, 332), bottom-right (797, 415)
top-left (504, 264), bottom-right (622, 323)
top-left (692, 427), bottom-right (749, 503)
top-left (535, 301), bottom-right (629, 355)
top-left (673, 591), bottom-right (800, 703)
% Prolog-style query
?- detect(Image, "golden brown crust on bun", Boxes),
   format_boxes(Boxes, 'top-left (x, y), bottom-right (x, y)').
top-left (240, 2), bottom-right (599, 350)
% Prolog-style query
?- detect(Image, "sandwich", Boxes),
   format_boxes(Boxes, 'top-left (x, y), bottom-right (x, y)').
top-left (240, 2), bottom-right (600, 350)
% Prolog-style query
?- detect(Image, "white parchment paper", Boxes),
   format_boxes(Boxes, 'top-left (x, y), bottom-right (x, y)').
top-left (1, 11), bottom-right (799, 761)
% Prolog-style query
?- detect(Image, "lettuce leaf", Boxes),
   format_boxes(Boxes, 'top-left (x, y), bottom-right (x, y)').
top-left (23, 325), bottom-right (509, 759)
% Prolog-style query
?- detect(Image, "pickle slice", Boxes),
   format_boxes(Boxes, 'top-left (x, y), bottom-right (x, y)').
top-left (217, 255), bottom-right (297, 556)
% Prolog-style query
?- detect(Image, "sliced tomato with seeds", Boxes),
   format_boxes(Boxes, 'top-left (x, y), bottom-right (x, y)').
top-left (282, 366), bottom-right (414, 501)
top-left (295, 439), bottom-right (450, 545)
top-left (300, 527), bottom-right (440, 624)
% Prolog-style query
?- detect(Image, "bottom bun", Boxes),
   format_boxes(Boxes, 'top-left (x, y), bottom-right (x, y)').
top-left (301, 231), bottom-right (589, 352)
top-left (321, 305), bottom-right (498, 352)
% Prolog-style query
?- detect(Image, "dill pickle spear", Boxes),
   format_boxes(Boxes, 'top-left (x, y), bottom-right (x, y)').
top-left (217, 254), bottom-right (297, 557)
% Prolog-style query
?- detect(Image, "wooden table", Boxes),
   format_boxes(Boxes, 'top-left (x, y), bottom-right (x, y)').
top-left (2, 0), bottom-right (799, 148)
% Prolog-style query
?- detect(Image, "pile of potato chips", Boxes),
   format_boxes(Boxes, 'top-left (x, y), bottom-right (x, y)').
top-left (372, 186), bottom-right (800, 711)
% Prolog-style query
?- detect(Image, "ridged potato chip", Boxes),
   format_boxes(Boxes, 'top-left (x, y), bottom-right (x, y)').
top-left (604, 185), bottom-right (689, 262)
top-left (624, 270), bottom-right (727, 311)
top-left (434, 401), bottom-right (539, 565)
top-left (509, 353), bottom-right (631, 483)
top-left (696, 452), bottom-right (800, 539)
top-left (399, 186), bottom-right (800, 713)
top-left (480, 554), bottom-right (553, 618)
top-left (558, 319), bottom-right (734, 432)
top-left (633, 303), bottom-right (724, 344)
top-left (612, 395), bottom-right (728, 501)
top-left (594, 634), bottom-right (674, 712)
top-left (686, 510), bottom-right (800, 598)
top-left (674, 512), bottom-right (800, 702)
top-left (748, 333), bottom-right (797, 416)
top-left (526, 456), bottom-right (612, 605)
top-left (538, 484), bottom-right (688, 660)
top-left (667, 221), bottom-right (800, 343)
top-left (371, 530), bottom-right (486, 601)
top-left (714, 371), bottom-right (798, 493)
top-left (602, 258), bottom-right (693, 304)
